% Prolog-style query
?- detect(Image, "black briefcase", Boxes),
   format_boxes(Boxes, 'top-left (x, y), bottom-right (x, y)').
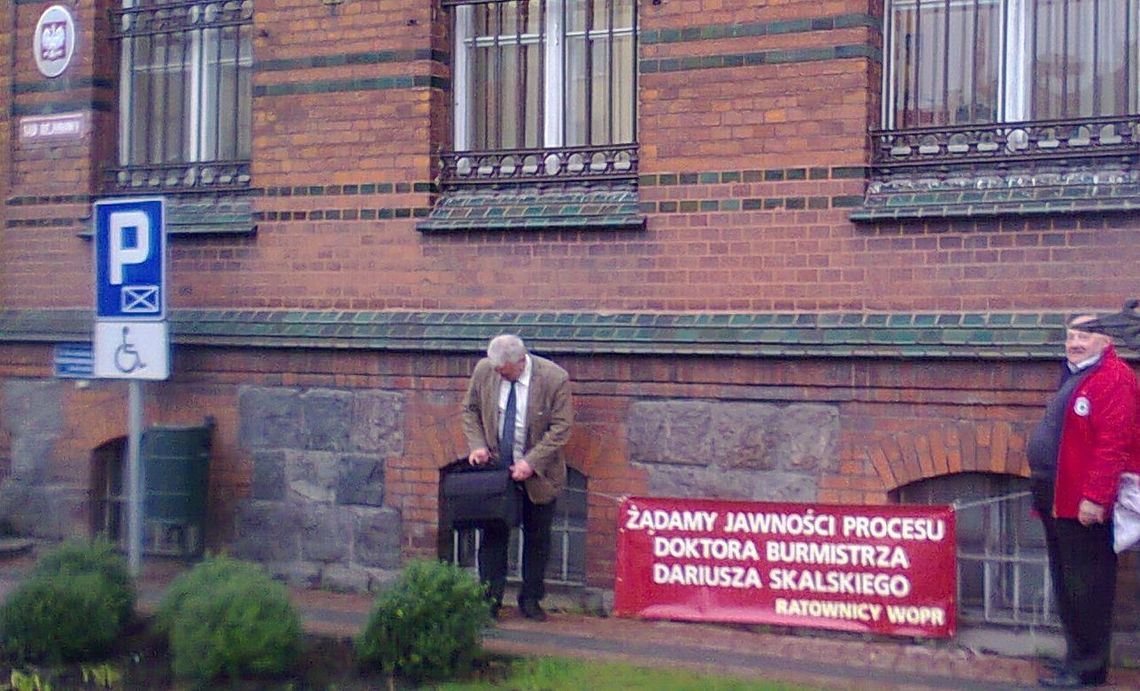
top-left (441, 459), bottom-right (522, 529)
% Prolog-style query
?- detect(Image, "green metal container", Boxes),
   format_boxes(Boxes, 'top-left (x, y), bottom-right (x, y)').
top-left (140, 421), bottom-right (212, 557)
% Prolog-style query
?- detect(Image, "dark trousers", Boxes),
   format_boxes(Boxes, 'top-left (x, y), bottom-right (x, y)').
top-left (478, 492), bottom-right (556, 607)
top-left (1034, 480), bottom-right (1117, 682)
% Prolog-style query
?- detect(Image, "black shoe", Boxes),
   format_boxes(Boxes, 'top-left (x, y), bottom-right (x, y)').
top-left (1040, 658), bottom-right (1067, 674)
top-left (1080, 670), bottom-right (1107, 687)
top-left (518, 600), bottom-right (548, 622)
top-left (1039, 675), bottom-right (1089, 688)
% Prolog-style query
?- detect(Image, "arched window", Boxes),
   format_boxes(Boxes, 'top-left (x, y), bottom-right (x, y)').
top-left (894, 472), bottom-right (1056, 628)
top-left (445, 467), bottom-right (587, 586)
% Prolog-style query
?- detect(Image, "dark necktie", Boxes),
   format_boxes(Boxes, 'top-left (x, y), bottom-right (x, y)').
top-left (499, 382), bottom-right (517, 466)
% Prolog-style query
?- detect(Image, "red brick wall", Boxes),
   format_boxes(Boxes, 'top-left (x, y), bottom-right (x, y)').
top-left (0, 0), bottom-right (12, 234)
top-left (10, 4), bottom-right (92, 198)
top-left (639, 0), bottom-right (877, 171)
top-left (3, 0), bottom-right (117, 308)
top-left (0, 0), bottom-right (10, 312)
top-left (252, 0), bottom-right (437, 187)
top-left (2, 0), bottom-right (1137, 313)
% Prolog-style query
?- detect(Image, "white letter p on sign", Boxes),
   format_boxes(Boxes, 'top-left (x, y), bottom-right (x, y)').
top-left (109, 210), bottom-right (150, 286)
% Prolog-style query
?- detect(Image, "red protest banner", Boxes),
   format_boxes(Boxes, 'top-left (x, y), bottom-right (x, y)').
top-left (614, 496), bottom-right (956, 638)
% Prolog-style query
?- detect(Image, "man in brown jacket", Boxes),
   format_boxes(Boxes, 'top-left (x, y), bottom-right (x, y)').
top-left (462, 334), bottom-right (573, 621)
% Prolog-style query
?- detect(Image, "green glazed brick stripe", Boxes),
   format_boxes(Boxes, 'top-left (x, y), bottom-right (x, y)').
top-left (13, 77), bottom-right (115, 94)
top-left (0, 309), bottom-right (1095, 360)
top-left (6, 194), bottom-right (93, 207)
top-left (649, 196), bottom-right (860, 214)
top-left (641, 166), bottom-right (867, 213)
top-left (261, 182), bottom-right (434, 196)
top-left (416, 216), bottom-right (644, 231)
top-left (257, 49), bottom-right (446, 73)
top-left (641, 44), bottom-right (879, 75)
top-left (640, 13), bottom-right (880, 45)
top-left (257, 208), bottom-right (431, 222)
top-left (254, 75), bottom-right (447, 98)
top-left (5, 218), bottom-right (86, 229)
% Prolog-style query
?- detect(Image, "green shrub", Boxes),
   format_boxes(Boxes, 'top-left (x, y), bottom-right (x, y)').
top-left (0, 572), bottom-right (125, 664)
top-left (30, 538), bottom-right (135, 629)
top-left (153, 554), bottom-right (265, 634)
top-left (356, 559), bottom-right (491, 683)
top-left (0, 539), bottom-right (136, 664)
top-left (162, 558), bottom-right (301, 681)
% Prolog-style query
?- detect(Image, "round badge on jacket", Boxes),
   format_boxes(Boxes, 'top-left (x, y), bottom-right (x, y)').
top-left (1073, 396), bottom-right (1091, 417)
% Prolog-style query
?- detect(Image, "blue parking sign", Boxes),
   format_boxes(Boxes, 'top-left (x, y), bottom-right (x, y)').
top-left (94, 198), bottom-right (165, 320)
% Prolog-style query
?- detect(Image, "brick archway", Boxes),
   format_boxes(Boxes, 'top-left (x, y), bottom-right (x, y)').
top-left (827, 419), bottom-right (1030, 503)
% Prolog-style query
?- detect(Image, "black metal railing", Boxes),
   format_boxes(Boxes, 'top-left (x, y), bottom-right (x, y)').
top-left (103, 159), bottom-right (252, 193)
top-left (109, 0), bottom-right (253, 36)
top-left (437, 142), bottom-right (639, 188)
top-left (870, 114), bottom-right (1140, 178)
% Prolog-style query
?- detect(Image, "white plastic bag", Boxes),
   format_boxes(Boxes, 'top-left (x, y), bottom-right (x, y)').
top-left (1115, 473), bottom-right (1140, 554)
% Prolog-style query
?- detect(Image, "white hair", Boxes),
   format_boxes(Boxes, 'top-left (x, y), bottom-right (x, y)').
top-left (486, 334), bottom-right (527, 367)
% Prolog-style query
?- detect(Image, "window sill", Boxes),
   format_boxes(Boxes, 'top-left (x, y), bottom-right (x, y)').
top-left (416, 184), bottom-right (645, 233)
top-left (78, 194), bottom-right (256, 237)
top-left (851, 170), bottom-right (1140, 221)
top-left (854, 115), bottom-right (1140, 222)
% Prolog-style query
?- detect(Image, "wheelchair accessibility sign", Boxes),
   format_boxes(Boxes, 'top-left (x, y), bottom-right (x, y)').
top-left (93, 198), bottom-right (169, 380)
top-left (94, 321), bottom-right (169, 380)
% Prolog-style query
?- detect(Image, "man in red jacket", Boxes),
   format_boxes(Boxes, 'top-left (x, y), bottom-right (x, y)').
top-left (1028, 315), bottom-right (1140, 688)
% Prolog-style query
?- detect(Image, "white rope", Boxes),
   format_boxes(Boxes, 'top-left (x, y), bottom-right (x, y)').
top-left (952, 490), bottom-right (1031, 511)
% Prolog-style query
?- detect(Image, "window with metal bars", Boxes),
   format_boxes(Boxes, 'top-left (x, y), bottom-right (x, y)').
top-left (440, 0), bottom-right (637, 186)
top-left (895, 473), bottom-right (1056, 628)
top-left (884, 0), bottom-right (1139, 129)
top-left (866, 0), bottom-right (1140, 190)
top-left (107, 0), bottom-right (253, 193)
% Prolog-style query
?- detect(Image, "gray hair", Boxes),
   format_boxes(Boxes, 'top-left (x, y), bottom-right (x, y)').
top-left (487, 334), bottom-right (527, 367)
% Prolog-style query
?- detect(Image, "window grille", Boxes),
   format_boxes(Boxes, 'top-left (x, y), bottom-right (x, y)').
top-left (107, 0), bottom-right (253, 193)
top-left (440, 0), bottom-right (637, 186)
top-left (884, 0), bottom-right (1139, 129)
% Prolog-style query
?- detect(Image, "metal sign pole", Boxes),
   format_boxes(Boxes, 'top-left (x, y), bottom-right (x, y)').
top-left (127, 379), bottom-right (144, 576)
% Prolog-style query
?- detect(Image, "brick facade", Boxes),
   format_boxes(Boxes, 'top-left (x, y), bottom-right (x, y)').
top-left (2, 0), bottom-right (1138, 646)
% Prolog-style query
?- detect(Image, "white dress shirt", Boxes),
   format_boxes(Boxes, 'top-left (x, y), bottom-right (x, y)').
top-left (498, 354), bottom-right (531, 463)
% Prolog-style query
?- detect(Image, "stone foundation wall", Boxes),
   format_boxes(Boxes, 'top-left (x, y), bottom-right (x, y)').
top-left (628, 400), bottom-right (838, 501)
top-left (0, 380), bottom-right (88, 539)
top-left (232, 386), bottom-right (405, 592)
